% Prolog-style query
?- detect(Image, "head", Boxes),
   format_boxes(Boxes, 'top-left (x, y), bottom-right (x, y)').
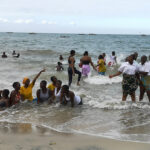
top-left (62, 85), bottom-right (69, 94)
top-left (40, 80), bottom-right (47, 89)
top-left (134, 52), bottom-right (138, 60)
top-left (83, 51), bottom-right (88, 56)
top-left (12, 82), bottom-right (20, 91)
top-left (2, 89), bottom-right (9, 98)
top-left (112, 51), bottom-right (115, 56)
top-left (141, 55), bottom-right (147, 65)
top-left (51, 76), bottom-right (57, 84)
top-left (98, 55), bottom-right (103, 60)
top-left (56, 80), bottom-right (62, 89)
top-left (127, 55), bottom-right (134, 65)
top-left (57, 62), bottom-right (62, 66)
top-left (70, 50), bottom-right (75, 56)
top-left (102, 53), bottom-right (106, 57)
top-left (23, 77), bottom-right (30, 87)
top-left (3, 52), bottom-right (5, 55)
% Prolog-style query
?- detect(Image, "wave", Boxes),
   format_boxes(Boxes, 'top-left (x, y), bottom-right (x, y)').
top-left (86, 100), bottom-right (150, 110)
top-left (84, 75), bottom-right (122, 85)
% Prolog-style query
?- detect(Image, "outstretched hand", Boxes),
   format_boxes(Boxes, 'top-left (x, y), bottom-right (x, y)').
top-left (40, 69), bottom-right (46, 73)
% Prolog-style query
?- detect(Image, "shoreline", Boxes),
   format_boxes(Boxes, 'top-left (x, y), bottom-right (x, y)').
top-left (0, 131), bottom-right (149, 150)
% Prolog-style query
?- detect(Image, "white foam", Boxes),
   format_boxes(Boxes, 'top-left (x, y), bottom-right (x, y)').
top-left (84, 75), bottom-right (122, 85)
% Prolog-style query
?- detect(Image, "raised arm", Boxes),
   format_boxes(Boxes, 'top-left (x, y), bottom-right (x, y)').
top-left (32, 69), bottom-right (45, 85)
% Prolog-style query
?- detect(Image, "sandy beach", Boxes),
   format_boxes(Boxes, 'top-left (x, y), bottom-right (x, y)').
top-left (0, 130), bottom-right (150, 150)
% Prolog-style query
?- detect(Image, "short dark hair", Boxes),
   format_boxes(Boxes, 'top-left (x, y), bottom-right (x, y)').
top-left (57, 80), bottom-right (62, 85)
top-left (12, 82), bottom-right (20, 88)
top-left (51, 76), bottom-right (57, 82)
top-left (57, 62), bottom-right (62, 65)
top-left (62, 85), bottom-right (69, 92)
top-left (2, 89), bottom-right (9, 98)
top-left (98, 55), bottom-right (103, 59)
top-left (41, 80), bottom-right (47, 86)
top-left (70, 50), bottom-right (75, 55)
top-left (112, 51), bottom-right (115, 56)
top-left (84, 51), bottom-right (88, 56)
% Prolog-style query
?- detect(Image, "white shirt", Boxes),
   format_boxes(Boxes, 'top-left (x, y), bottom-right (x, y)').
top-left (138, 62), bottom-right (150, 75)
top-left (133, 60), bottom-right (140, 71)
top-left (118, 62), bottom-right (138, 75)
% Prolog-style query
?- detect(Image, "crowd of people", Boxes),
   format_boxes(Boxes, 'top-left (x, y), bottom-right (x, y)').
top-left (0, 50), bottom-right (150, 110)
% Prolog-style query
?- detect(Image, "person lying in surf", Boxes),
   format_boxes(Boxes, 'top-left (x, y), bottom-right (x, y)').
top-left (60, 85), bottom-right (82, 107)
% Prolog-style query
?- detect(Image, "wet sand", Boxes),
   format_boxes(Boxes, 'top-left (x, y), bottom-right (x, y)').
top-left (0, 132), bottom-right (150, 150)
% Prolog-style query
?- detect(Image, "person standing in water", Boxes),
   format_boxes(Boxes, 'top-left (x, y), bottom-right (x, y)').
top-left (2, 52), bottom-right (7, 58)
top-left (0, 89), bottom-right (9, 108)
top-left (138, 55), bottom-right (150, 101)
top-left (68, 50), bottom-right (81, 86)
top-left (20, 69), bottom-right (45, 101)
top-left (109, 55), bottom-right (138, 102)
top-left (97, 55), bottom-right (106, 75)
top-left (80, 51), bottom-right (96, 76)
top-left (108, 51), bottom-right (117, 66)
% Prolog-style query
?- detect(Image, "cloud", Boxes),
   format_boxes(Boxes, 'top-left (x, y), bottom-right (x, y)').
top-left (0, 18), bottom-right (9, 23)
top-left (14, 19), bottom-right (33, 24)
top-left (41, 20), bottom-right (57, 25)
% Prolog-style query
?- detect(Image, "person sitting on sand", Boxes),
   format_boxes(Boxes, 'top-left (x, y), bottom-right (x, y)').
top-left (2, 52), bottom-right (7, 58)
top-left (60, 85), bottom-right (82, 107)
top-left (9, 82), bottom-right (21, 106)
top-left (37, 80), bottom-right (52, 104)
top-left (47, 76), bottom-right (57, 92)
top-left (59, 55), bottom-right (64, 61)
top-left (97, 55), bottom-right (106, 75)
top-left (80, 51), bottom-right (96, 76)
top-left (0, 89), bottom-right (9, 108)
top-left (109, 55), bottom-right (138, 102)
top-left (56, 62), bottom-right (64, 71)
top-left (20, 69), bottom-right (45, 101)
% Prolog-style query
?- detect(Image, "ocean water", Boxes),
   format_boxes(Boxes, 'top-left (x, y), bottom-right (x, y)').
top-left (0, 32), bottom-right (150, 142)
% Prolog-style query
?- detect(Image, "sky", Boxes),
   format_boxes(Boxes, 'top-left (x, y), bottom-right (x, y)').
top-left (0, 0), bottom-right (150, 34)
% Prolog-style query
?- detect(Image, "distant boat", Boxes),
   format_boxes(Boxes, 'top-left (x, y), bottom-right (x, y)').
top-left (28, 32), bottom-right (36, 34)
top-left (88, 33), bottom-right (97, 35)
top-left (6, 32), bottom-right (13, 34)
top-left (141, 34), bottom-right (147, 36)
top-left (60, 35), bottom-right (70, 38)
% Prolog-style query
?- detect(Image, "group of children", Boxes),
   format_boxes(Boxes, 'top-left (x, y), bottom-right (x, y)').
top-left (0, 69), bottom-right (82, 110)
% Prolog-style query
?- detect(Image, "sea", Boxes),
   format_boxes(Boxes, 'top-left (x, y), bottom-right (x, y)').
top-left (0, 32), bottom-right (150, 143)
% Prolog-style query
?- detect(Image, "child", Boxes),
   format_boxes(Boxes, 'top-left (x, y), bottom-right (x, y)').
top-left (56, 62), bottom-right (64, 71)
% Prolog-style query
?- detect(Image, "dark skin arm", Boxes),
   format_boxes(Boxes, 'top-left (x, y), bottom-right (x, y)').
top-left (109, 71), bottom-right (122, 78)
top-left (32, 69), bottom-right (45, 85)
top-left (69, 91), bottom-right (75, 107)
top-left (89, 57), bottom-right (97, 70)
top-left (36, 89), bottom-right (41, 104)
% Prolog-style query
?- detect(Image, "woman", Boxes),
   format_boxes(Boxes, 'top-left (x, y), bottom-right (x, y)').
top-left (37, 80), bottom-right (52, 103)
top-left (109, 55), bottom-right (138, 102)
top-left (60, 85), bottom-right (82, 107)
top-left (139, 55), bottom-right (150, 101)
top-left (52, 80), bottom-right (62, 103)
top-left (68, 50), bottom-right (81, 86)
top-left (9, 82), bottom-right (21, 106)
top-left (97, 55), bottom-right (106, 75)
top-left (20, 69), bottom-right (45, 101)
top-left (80, 51), bottom-right (96, 76)
top-left (0, 89), bottom-right (9, 108)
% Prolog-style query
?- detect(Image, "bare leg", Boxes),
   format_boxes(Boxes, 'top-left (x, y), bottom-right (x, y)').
top-left (146, 90), bottom-right (150, 102)
top-left (122, 93), bottom-right (128, 101)
top-left (139, 84), bottom-right (145, 101)
top-left (130, 92), bottom-right (136, 102)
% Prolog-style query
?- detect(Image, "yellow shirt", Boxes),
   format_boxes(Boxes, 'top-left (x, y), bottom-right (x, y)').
top-left (20, 82), bottom-right (34, 101)
top-left (98, 59), bottom-right (106, 72)
top-left (48, 83), bottom-right (55, 91)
